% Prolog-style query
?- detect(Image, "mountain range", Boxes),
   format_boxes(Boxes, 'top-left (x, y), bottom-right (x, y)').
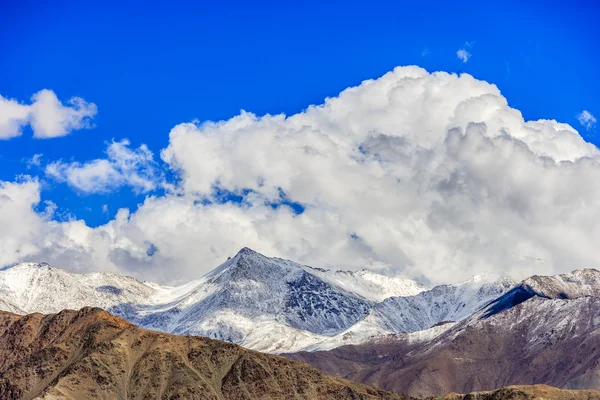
top-left (0, 248), bottom-right (513, 353)
top-left (287, 269), bottom-right (600, 397)
top-left (1, 248), bottom-right (599, 397)
top-left (0, 307), bottom-right (408, 400)
top-left (0, 307), bottom-right (597, 400)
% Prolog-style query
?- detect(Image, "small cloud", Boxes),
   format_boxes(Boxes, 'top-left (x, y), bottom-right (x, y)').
top-left (25, 153), bottom-right (43, 169)
top-left (40, 200), bottom-right (57, 219)
top-left (0, 90), bottom-right (97, 140)
top-left (45, 139), bottom-right (163, 194)
top-left (102, 204), bottom-right (109, 214)
top-left (421, 48), bottom-right (430, 57)
top-left (577, 110), bottom-right (596, 131)
top-left (457, 49), bottom-right (471, 63)
top-left (457, 41), bottom-right (474, 63)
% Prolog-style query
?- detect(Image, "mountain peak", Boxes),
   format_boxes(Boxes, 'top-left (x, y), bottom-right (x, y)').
top-left (459, 272), bottom-right (509, 286)
top-left (481, 268), bottom-right (600, 319)
top-left (9, 261), bottom-right (53, 271)
top-left (523, 268), bottom-right (600, 299)
top-left (231, 247), bottom-right (270, 264)
top-left (236, 247), bottom-right (262, 257)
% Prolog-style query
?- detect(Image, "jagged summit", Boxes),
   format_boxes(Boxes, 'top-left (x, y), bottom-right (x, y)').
top-left (237, 246), bottom-right (260, 255)
top-left (478, 268), bottom-right (600, 319)
top-left (524, 268), bottom-right (600, 299)
top-left (7, 261), bottom-right (53, 270)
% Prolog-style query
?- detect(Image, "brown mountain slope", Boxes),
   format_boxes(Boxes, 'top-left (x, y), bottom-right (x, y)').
top-left (0, 308), bottom-right (410, 400)
top-left (431, 384), bottom-right (600, 400)
top-left (286, 296), bottom-right (600, 398)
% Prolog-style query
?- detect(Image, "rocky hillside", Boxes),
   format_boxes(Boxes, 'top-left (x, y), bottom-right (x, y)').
top-left (0, 308), bottom-right (410, 400)
top-left (431, 385), bottom-right (600, 400)
top-left (286, 269), bottom-right (600, 398)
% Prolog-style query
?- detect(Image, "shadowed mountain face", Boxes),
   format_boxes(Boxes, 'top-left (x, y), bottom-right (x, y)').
top-left (286, 270), bottom-right (600, 398)
top-left (0, 308), bottom-right (411, 400)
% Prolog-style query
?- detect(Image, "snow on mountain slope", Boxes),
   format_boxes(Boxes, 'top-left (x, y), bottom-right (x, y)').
top-left (370, 274), bottom-right (516, 332)
top-left (119, 248), bottom-right (373, 347)
top-left (305, 267), bottom-right (427, 302)
top-left (0, 262), bottom-right (169, 314)
top-left (303, 275), bottom-right (515, 350)
top-left (478, 268), bottom-right (600, 320)
top-left (523, 268), bottom-right (600, 299)
top-left (290, 317), bottom-right (457, 353)
top-left (288, 291), bottom-right (600, 397)
top-left (0, 298), bottom-right (24, 314)
top-left (0, 248), bottom-right (520, 353)
top-left (3, 250), bottom-right (386, 352)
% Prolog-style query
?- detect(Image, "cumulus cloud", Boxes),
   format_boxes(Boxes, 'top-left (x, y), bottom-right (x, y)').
top-left (0, 178), bottom-right (52, 268)
top-left (577, 110), bottom-right (597, 130)
top-left (3, 66), bottom-right (600, 286)
top-left (45, 139), bottom-right (163, 194)
top-left (0, 89), bottom-right (97, 139)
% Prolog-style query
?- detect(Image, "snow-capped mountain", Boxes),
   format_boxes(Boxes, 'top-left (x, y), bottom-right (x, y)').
top-left (305, 267), bottom-right (427, 302)
top-left (0, 262), bottom-right (160, 314)
top-left (0, 247), bottom-right (515, 353)
top-left (523, 268), bottom-right (600, 299)
top-left (287, 269), bottom-right (600, 397)
top-left (119, 248), bottom-right (375, 350)
top-left (370, 274), bottom-right (516, 332)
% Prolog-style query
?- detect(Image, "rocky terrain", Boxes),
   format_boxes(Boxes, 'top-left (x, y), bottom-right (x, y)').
top-left (3, 250), bottom-right (600, 398)
top-left (431, 385), bottom-right (600, 400)
top-left (286, 269), bottom-right (600, 397)
top-left (0, 307), bottom-right (598, 400)
top-left (0, 307), bottom-right (410, 400)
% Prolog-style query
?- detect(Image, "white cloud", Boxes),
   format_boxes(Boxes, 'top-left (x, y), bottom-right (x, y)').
top-left (457, 41), bottom-right (473, 63)
top-left (0, 96), bottom-right (30, 138)
top-left (25, 154), bottom-right (43, 169)
top-left (4, 66), bottom-right (600, 286)
top-left (0, 178), bottom-right (50, 268)
top-left (577, 110), bottom-right (596, 130)
top-left (46, 139), bottom-right (162, 194)
top-left (0, 90), bottom-right (97, 139)
top-left (456, 49), bottom-right (471, 63)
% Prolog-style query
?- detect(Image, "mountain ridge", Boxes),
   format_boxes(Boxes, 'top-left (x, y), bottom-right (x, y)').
top-left (286, 269), bottom-right (600, 397)
top-left (2, 250), bottom-right (600, 397)
top-left (0, 307), bottom-right (410, 400)
top-left (0, 248), bottom-right (516, 353)
top-left (5, 248), bottom-right (594, 356)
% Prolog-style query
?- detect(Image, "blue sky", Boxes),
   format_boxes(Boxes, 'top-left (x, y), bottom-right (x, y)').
top-left (1, 0), bottom-right (600, 283)
top-left (1, 0), bottom-right (598, 227)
